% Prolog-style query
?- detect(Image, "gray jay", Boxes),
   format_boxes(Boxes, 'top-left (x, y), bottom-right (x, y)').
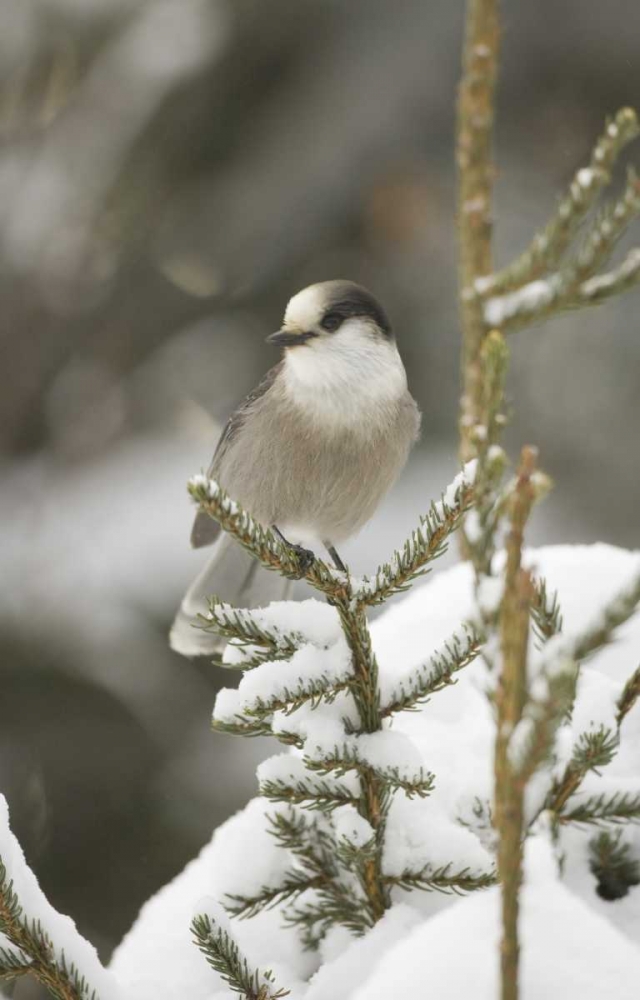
top-left (170, 280), bottom-right (421, 656)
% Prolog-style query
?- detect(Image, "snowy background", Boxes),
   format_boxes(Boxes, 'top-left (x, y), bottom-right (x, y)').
top-left (1, 0), bottom-right (640, 978)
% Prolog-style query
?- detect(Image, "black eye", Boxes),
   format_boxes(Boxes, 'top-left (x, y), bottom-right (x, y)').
top-left (320, 312), bottom-right (343, 332)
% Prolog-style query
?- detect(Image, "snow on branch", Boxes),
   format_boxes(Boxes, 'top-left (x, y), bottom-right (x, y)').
top-left (212, 633), bottom-right (354, 738)
top-left (257, 754), bottom-right (360, 813)
top-left (381, 625), bottom-right (483, 717)
top-left (481, 107), bottom-right (640, 297)
top-left (478, 128), bottom-right (640, 331)
top-left (0, 796), bottom-right (118, 1000)
top-left (577, 247), bottom-right (640, 306)
top-left (198, 600), bottom-right (306, 668)
top-left (303, 732), bottom-right (435, 800)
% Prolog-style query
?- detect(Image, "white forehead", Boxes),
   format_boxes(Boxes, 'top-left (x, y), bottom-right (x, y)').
top-left (283, 284), bottom-right (326, 329)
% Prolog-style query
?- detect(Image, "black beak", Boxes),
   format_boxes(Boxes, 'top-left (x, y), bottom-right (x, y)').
top-left (266, 329), bottom-right (317, 347)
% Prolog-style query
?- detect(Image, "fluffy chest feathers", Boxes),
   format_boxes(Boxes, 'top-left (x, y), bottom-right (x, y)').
top-left (281, 327), bottom-right (409, 431)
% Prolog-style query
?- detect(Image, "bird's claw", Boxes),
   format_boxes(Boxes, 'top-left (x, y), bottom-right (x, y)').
top-left (289, 543), bottom-right (315, 575)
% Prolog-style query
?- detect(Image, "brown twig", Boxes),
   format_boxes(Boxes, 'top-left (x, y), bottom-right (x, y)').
top-left (457, 0), bottom-right (501, 462)
top-left (618, 664), bottom-right (640, 726)
top-left (494, 447), bottom-right (537, 1000)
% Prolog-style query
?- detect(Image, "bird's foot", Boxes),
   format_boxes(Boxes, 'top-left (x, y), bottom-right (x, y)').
top-left (272, 526), bottom-right (316, 576)
top-left (288, 543), bottom-right (316, 576)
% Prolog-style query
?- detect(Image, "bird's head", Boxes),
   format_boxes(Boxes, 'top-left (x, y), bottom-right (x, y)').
top-left (267, 280), bottom-right (393, 351)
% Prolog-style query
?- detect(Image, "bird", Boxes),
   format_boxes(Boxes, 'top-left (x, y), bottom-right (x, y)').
top-left (170, 280), bottom-right (421, 656)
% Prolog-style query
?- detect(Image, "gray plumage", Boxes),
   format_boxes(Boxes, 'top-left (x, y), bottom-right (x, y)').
top-left (171, 280), bottom-right (421, 657)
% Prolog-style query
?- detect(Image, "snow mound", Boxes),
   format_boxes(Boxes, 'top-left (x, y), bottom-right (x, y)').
top-left (351, 839), bottom-right (640, 1000)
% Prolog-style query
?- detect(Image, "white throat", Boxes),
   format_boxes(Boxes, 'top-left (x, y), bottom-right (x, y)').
top-left (282, 320), bottom-right (407, 430)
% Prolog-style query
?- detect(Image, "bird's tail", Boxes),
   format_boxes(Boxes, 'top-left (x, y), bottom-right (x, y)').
top-left (170, 533), bottom-right (293, 657)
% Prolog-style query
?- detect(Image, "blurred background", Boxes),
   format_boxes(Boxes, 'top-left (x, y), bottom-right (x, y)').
top-left (1, 0), bottom-right (639, 977)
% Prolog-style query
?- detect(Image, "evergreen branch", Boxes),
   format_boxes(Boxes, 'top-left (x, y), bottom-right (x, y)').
top-left (481, 108), bottom-right (639, 296)
top-left (530, 576), bottom-right (563, 645)
top-left (519, 566), bottom-right (640, 748)
top-left (188, 477), bottom-right (342, 597)
top-left (284, 891), bottom-right (373, 944)
top-left (267, 808), bottom-right (310, 850)
top-left (0, 939), bottom-right (31, 980)
top-left (224, 874), bottom-right (327, 920)
top-left (355, 477), bottom-right (475, 605)
top-left (589, 830), bottom-right (640, 900)
top-left (381, 625), bottom-right (483, 717)
top-left (617, 664), bottom-right (640, 726)
top-left (197, 601), bottom-right (304, 668)
top-left (483, 165), bottom-right (640, 333)
top-left (212, 717), bottom-right (274, 740)
top-left (305, 745), bottom-right (434, 799)
top-left (570, 168), bottom-right (640, 278)
top-left (0, 858), bottom-right (100, 1000)
top-left (577, 247), bottom-right (640, 306)
top-left (546, 726), bottom-right (619, 818)
top-left (383, 863), bottom-right (497, 895)
top-left (267, 811), bottom-right (340, 882)
top-left (233, 811), bottom-right (368, 937)
top-left (258, 777), bottom-right (359, 812)
top-left (268, 807), bottom-right (372, 936)
top-left (457, 797), bottom-right (496, 852)
top-left (456, 0), bottom-right (501, 461)
top-left (507, 661), bottom-right (578, 783)
top-left (484, 247), bottom-right (640, 330)
top-left (564, 568), bottom-right (640, 663)
top-left (560, 791), bottom-right (640, 827)
top-left (191, 913), bottom-right (289, 999)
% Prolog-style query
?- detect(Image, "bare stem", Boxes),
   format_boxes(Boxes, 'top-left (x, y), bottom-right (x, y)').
top-left (457, 0), bottom-right (501, 461)
top-left (494, 447), bottom-right (537, 1000)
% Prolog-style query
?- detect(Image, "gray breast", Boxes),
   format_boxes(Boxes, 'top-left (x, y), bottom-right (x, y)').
top-left (216, 384), bottom-right (420, 544)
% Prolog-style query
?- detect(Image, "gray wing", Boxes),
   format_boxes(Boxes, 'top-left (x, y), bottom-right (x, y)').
top-left (190, 361), bottom-right (283, 549)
